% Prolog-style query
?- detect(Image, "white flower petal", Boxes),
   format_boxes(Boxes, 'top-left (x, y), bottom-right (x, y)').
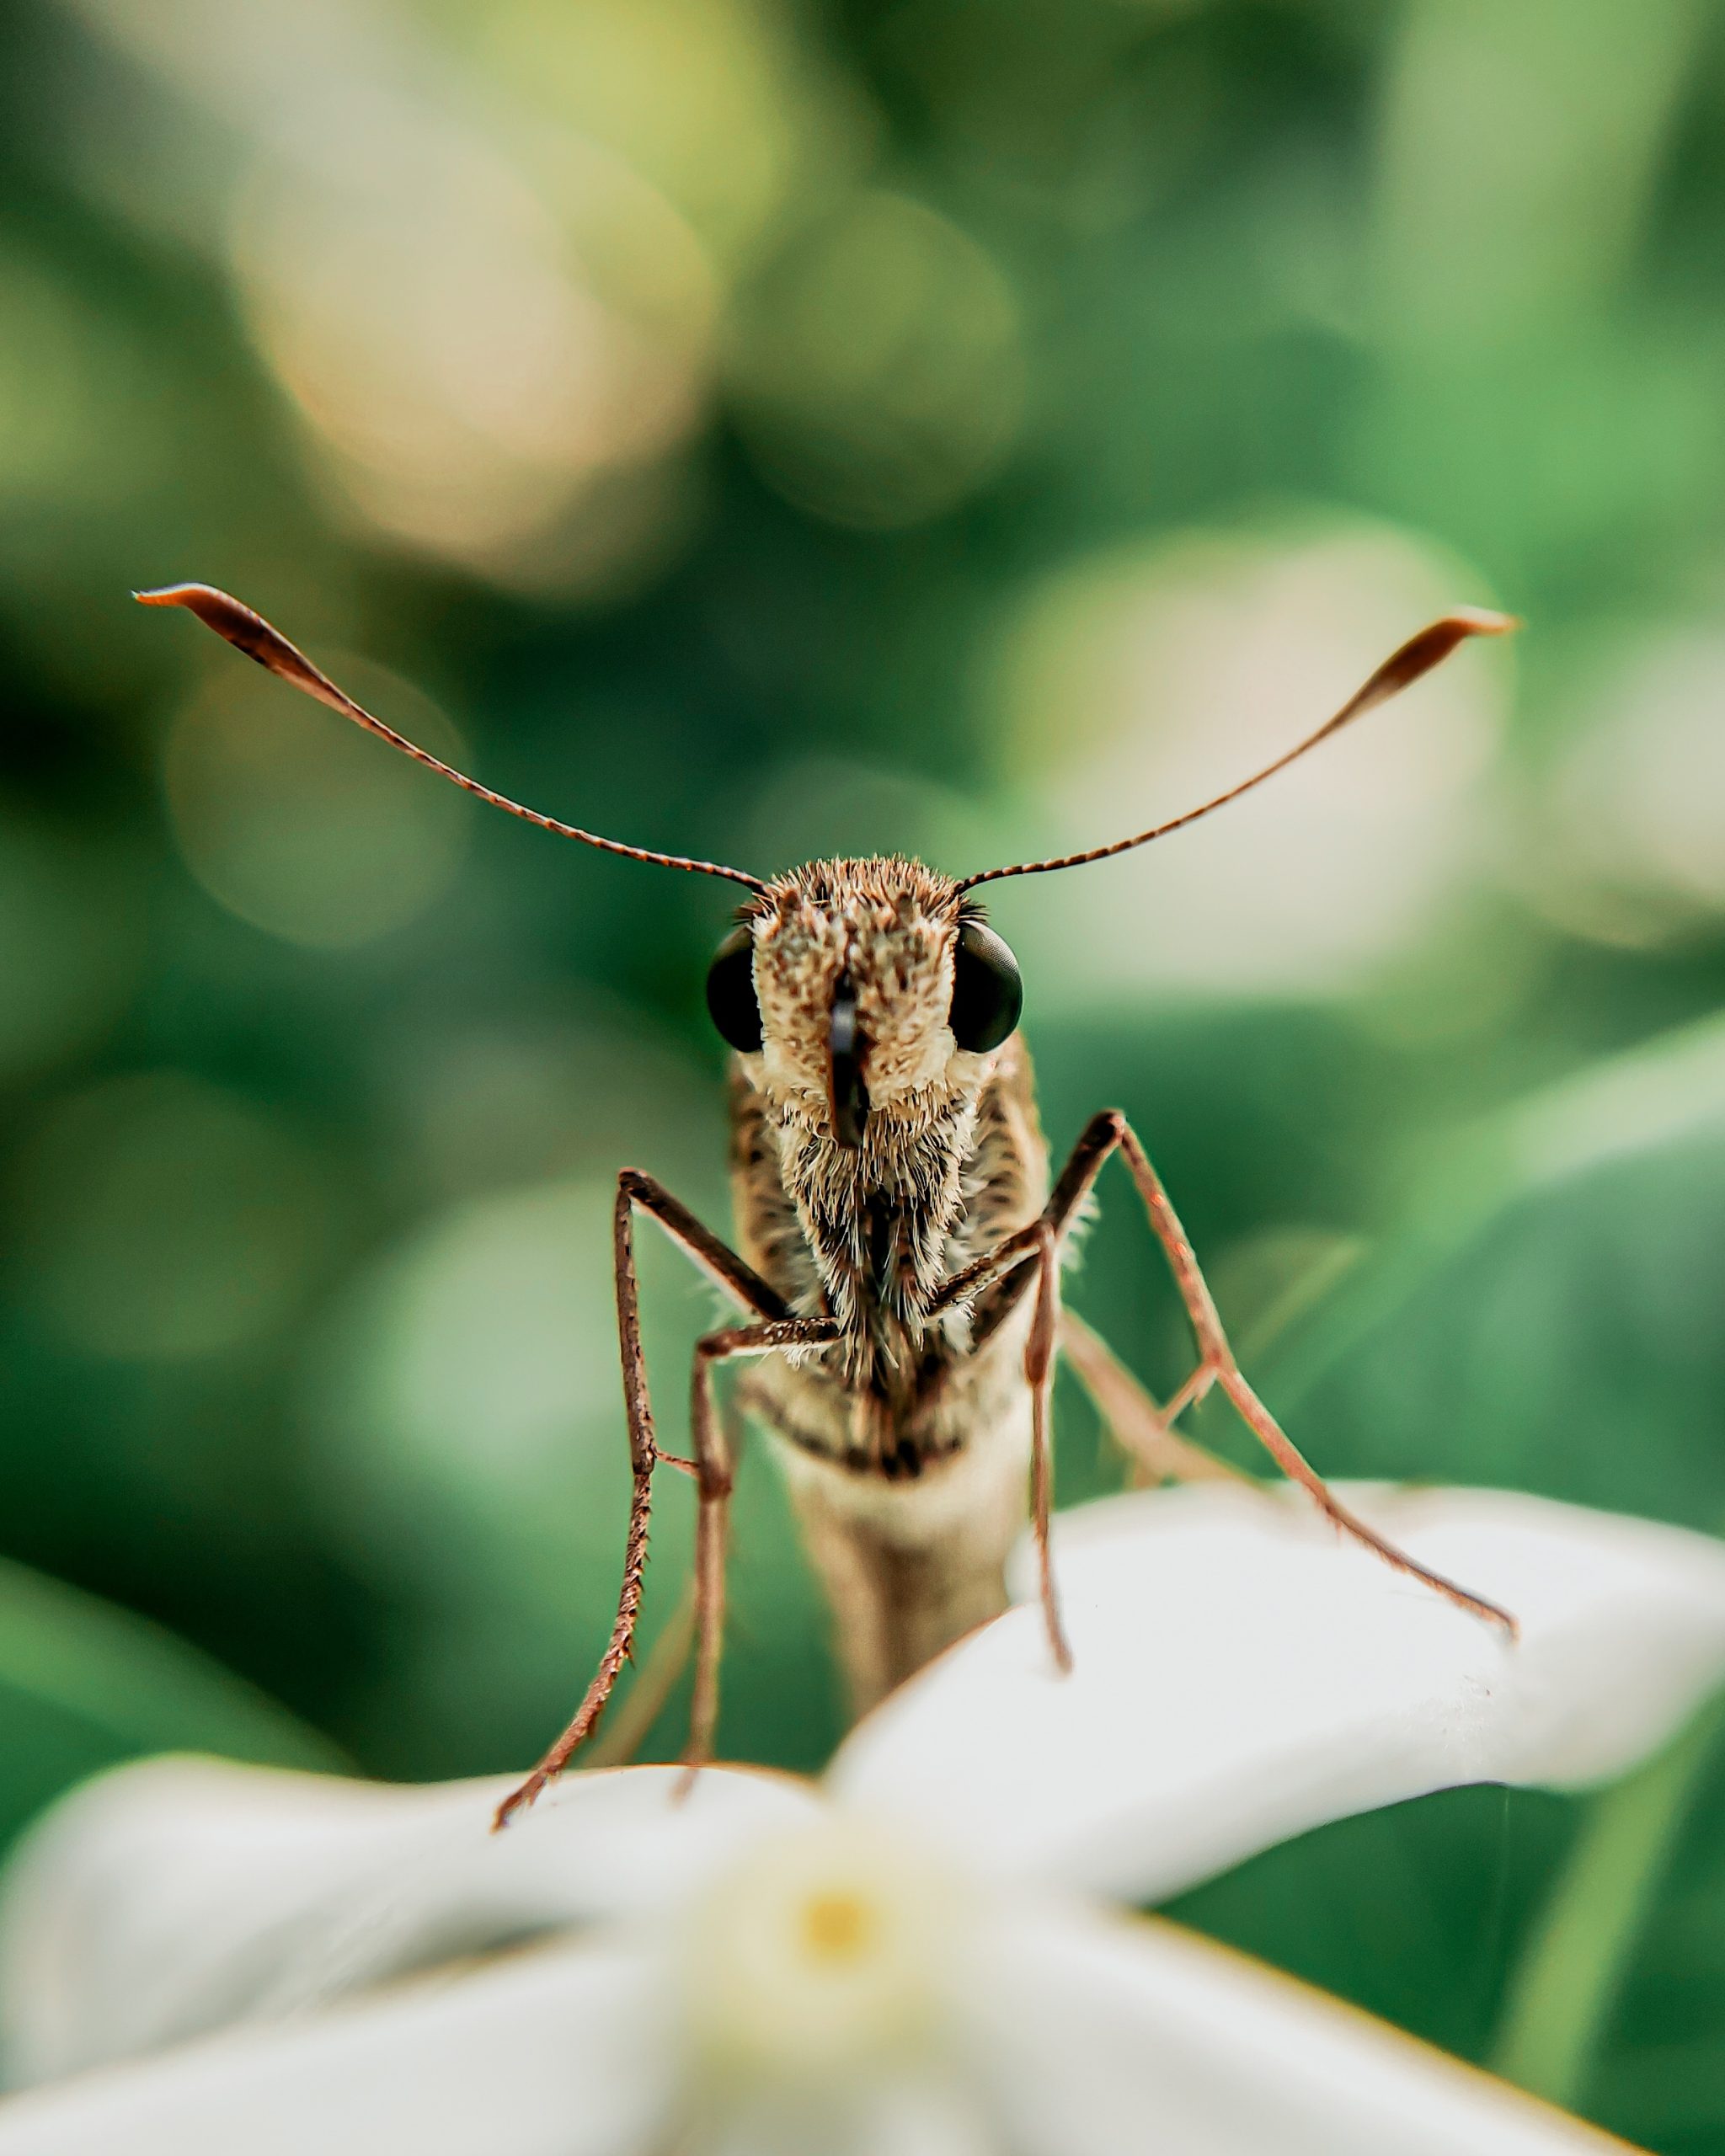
top-left (830, 1483), bottom-right (1725, 1903)
top-left (0, 1756), bottom-right (818, 2085)
top-left (697, 2079), bottom-right (995, 2156)
top-left (0, 1934), bottom-right (670, 2156)
top-left (963, 1898), bottom-right (1630, 2155)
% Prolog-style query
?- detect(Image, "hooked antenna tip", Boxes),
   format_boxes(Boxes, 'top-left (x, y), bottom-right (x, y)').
top-left (1450, 606), bottom-right (1521, 637)
top-left (135, 583), bottom-right (209, 607)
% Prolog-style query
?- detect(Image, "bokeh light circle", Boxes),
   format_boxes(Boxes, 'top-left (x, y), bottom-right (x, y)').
top-left (1536, 627), bottom-right (1725, 946)
top-left (163, 654), bottom-right (471, 948)
top-left (726, 189), bottom-right (1026, 530)
top-left (986, 521), bottom-right (1512, 1004)
top-left (11, 1071), bottom-right (337, 1361)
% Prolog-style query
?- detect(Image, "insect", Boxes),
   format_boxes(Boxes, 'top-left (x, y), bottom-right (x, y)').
top-left (138, 581), bottom-right (1517, 1828)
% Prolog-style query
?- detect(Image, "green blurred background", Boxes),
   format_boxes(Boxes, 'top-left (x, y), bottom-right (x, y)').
top-left (3, 0), bottom-right (1724, 2140)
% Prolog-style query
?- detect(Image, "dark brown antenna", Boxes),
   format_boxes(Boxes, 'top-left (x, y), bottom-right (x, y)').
top-left (956, 607), bottom-right (1517, 893)
top-left (135, 584), bottom-right (767, 894)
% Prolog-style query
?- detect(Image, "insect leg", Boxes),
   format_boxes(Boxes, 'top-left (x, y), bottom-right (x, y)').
top-left (1024, 1220), bottom-right (1072, 1670)
top-left (1057, 1309), bottom-right (1245, 1487)
top-left (494, 1171), bottom-right (796, 1831)
top-left (685, 1316), bottom-right (840, 1774)
top-left (584, 1396), bottom-right (749, 1771)
top-left (937, 1113), bottom-right (1515, 1638)
top-left (582, 1575), bottom-right (697, 1770)
top-left (1108, 1118), bottom-right (1517, 1636)
top-left (931, 1110), bottom-right (1122, 1320)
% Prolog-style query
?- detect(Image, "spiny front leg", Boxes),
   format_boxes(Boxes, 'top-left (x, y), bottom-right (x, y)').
top-left (1024, 1220), bottom-right (1073, 1672)
top-left (684, 1315), bottom-right (839, 1777)
top-left (583, 1396), bottom-right (746, 1773)
top-left (494, 1171), bottom-right (797, 1831)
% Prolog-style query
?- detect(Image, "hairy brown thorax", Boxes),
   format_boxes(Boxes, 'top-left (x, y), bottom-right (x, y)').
top-left (719, 858), bottom-right (1050, 1705)
top-left (734, 857), bottom-right (1044, 1401)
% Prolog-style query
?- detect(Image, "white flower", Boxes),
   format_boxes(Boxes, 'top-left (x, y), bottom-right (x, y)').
top-left (3, 1481), bottom-right (1724, 2153)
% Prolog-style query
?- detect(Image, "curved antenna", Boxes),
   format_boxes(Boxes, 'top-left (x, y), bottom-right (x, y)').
top-left (956, 607), bottom-right (1517, 893)
top-left (135, 584), bottom-right (767, 894)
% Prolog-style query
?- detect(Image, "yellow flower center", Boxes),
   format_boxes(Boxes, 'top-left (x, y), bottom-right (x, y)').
top-left (682, 1817), bottom-right (969, 2089)
top-left (800, 1887), bottom-right (875, 1962)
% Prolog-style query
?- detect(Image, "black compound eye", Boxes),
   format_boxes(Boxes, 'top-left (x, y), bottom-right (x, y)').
top-left (949, 919), bottom-right (1023, 1054)
top-left (705, 925), bottom-right (763, 1052)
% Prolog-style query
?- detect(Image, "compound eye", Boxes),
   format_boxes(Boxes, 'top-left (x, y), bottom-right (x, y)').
top-left (949, 919), bottom-right (1023, 1054)
top-left (705, 925), bottom-right (763, 1052)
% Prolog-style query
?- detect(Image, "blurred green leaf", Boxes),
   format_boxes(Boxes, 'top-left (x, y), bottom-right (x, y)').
top-left (0, 1556), bottom-right (342, 1859)
top-left (1493, 1703), bottom-right (1725, 2114)
top-left (1264, 1009), bottom-right (1725, 1520)
top-left (1167, 1782), bottom-right (1567, 2071)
